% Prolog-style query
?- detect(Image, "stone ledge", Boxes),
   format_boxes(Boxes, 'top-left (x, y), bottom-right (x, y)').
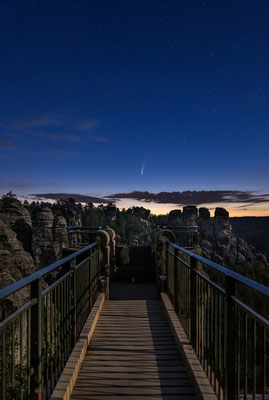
top-left (50, 293), bottom-right (105, 400)
top-left (161, 292), bottom-right (217, 400)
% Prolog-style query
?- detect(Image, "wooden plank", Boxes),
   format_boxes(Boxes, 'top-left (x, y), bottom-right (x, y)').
top-left (76, 372), bottom-right (189, 379)
top-left (81, 359), bottom-right (185, 366)
top-left (70, 298), bottom-right (198, 400)
top-left (90, 340), bottom-right (177, 345)
top-left (71, 386), bottom-right (196, 395)
top-left (71, 396), bottom-right (197, 400)
top-left (89, 345), bottom-right (178, 350)
top-left (74, 378), bottom-right (193, 387)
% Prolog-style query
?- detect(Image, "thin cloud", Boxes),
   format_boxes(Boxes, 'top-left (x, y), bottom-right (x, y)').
top-left (78, 119), bottom-right (100, 131)
top-left (32, 193), bottom-right (110, 203)
top-left (91, 135), bottom-right (108, 143)
top-left (47, 133), bottom-right (81, 142)
top-left (17, 116), bottom-right (61, 127)
top-left (43, 149), bottom-right (77, 156)
top-left (0, 182), bottom-right (31, 189)
top-left (0, 140), bottom-right (14, 148)
top-left (106, 190), bottom-right (269, 206)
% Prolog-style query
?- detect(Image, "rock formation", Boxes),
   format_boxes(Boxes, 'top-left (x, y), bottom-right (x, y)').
top-left (0, 220), bottom-right (37, 316)
top-left (0, 198), bottom-right (32, 253)
top-left (167, 206), bottom-right (268, 269)
top-left (32, 208), bottom-right (68, 268)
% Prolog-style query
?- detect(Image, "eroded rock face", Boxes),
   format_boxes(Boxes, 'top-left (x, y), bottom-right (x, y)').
top-left (32, 207), bottom-right (55, 268)
top-left (166, 205), bottom-right (268, 269)
top-left (68, 209), bottom-right (82, 227)
top-left (183, 206), bottom-right (198, 226)
top-left (198, 207), bottom-right (268, 268)
top-left (0, 199), bottom-right (32, 253)
top-left (32, 208), bottom-right (68, 268)
top-left (0, 220), bottom-right (37, 316)
top-left (53, 215), bottom-right (68, 260)
top-left (167, 209), bottom-right (183, 228)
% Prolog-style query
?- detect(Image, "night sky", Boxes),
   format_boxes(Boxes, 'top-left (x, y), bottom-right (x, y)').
top-left (0, 1), bottom-right (269, 216)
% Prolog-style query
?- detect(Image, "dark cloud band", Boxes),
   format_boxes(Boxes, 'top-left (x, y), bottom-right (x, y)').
top-left (105, 190), bottom-right (269, 206)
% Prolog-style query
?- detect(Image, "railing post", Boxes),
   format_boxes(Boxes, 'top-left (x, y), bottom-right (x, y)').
top-left (30, 277), bottom-right (43, 400)
top-left (70, 258), bottom-right (77, 346)
top-left (190, 257), bottom-right (197, 350)
top-left (165, 241), bottom-right (169, 278)
top-left (174, 247), bottom-right (179, 314)
top-left (88, 248), bottom-right (92, 309)
top-left (224, 275), bottom-right (237, 400)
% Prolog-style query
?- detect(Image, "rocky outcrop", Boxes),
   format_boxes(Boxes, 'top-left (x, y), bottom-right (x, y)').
top-left (127, 207), bottom-right (151, 221)
top-left (183, 206), bottom-right (198, 226)
top-left (0, 199), bottom-right (32, 253)
top-left (32, 208), bottom-right (68, 268)
top-left (198, 207), bottom-right (268, 268)
top-left (68, 209), bottom-right (82, 227)
top-left (53, 215), bottom-right (68, 260)
top-left (167, 205), bottom-right (268, 269)
top-left (32, 207), bottom-right (55, 268)
top-left (0, 220), bottom-right (37, 316)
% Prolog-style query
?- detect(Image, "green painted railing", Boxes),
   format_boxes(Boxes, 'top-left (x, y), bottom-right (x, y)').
top-left (166, 242), bottom-right (269, 400)
top-left (0, 242), bottom-right (100, 400)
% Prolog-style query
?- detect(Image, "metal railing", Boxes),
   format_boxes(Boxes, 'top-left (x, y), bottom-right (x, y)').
top-left (166, 242), bottom-right (269, 400)
top-left (68, 226), bottom-right (106, 248)
top-left (0, 242), bottom-right (100, 400)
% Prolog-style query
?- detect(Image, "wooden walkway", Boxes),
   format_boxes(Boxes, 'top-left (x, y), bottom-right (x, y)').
top-left (70, 299), bottom-right (198, 399)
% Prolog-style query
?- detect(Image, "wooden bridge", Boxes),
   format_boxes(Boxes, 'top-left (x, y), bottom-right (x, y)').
top-left (0, 228), bottom-right (268, 400)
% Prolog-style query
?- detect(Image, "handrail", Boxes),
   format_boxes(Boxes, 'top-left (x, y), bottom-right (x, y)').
top-left (169, 242), bottom-right (269, 296)
top-left (0, 241), bottom-right (101, 400)
top-left (0, 242), bottom-right (97, 301)
top-left (165, 241), bottom-right (269, 400)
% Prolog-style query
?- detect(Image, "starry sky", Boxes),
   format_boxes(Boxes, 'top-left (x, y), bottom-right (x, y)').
top-left (0, 1), bottom-right (269, 216)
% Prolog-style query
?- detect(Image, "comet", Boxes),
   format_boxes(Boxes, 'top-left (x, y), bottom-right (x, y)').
top-left (140, 165), bottom-right (144, 175)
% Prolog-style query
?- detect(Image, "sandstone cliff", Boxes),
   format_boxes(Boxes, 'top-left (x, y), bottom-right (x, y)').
top-left (168, 205), bottom-right (268, 270)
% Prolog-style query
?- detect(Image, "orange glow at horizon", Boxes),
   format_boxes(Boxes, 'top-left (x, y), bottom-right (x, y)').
top-left (116, 199), bottom-right (269, 217)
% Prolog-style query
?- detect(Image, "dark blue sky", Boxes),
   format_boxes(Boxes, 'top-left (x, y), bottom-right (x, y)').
top-left (0, 1), bottom-right (269, 215)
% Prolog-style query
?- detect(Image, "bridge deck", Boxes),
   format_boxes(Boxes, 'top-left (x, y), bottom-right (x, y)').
top-left (70, 299), bottom-right (198, 399)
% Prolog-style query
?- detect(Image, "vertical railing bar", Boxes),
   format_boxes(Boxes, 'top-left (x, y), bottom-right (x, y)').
top-left (190, 257), bottom-right (197, 350)
top-left (237, 307), bottom-right (240, 400)
top-left (206, 282), bottom-right (209, 377)
top-left (60, 280), bottom-right (64, 370)
top-left (212, 287), bottom-right (217, 391)
top-left (244, 313), bottom-right (248, 399)
top-left (71, 259), bottom-right (77, 346)
top-left (30, 276), bottom-right (43, 398)
top-left (27, 309), bottom-right (31, 396)
top-left (213, 287), bottom-right (217, 391)
top-left (88, 248), bottom-right (92, 313)
top-left (2, 328), bottom-right (6, 400)
top-left (49, 291), bottom-right (53, 396)
top-left (45, 294), bottom-right (49, 399)
top-left (20, 314), bottom-right (23, 400)
top-left (216, 292), bottom-right (220, 397)
top-left (197, 275), bottom-right (200, 361)
top-left (253, 319), bottom-right (256, 399)
top-left (174, 248), bottom-right (179, 315)
top-left (64, 277), bottom-right (67, 364)
top-left (202, 278), bottom-right (205, 371)
top-left (210, 285), bottom-right (213, 384)
top-left (55, 285), bottom-right (59, 382)
top-left (224, 276), bottom-right (236, 400)
top-left (262, 326), bottom-right (266, 400)
top-left (12, 320), bottom-right (15, 392)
